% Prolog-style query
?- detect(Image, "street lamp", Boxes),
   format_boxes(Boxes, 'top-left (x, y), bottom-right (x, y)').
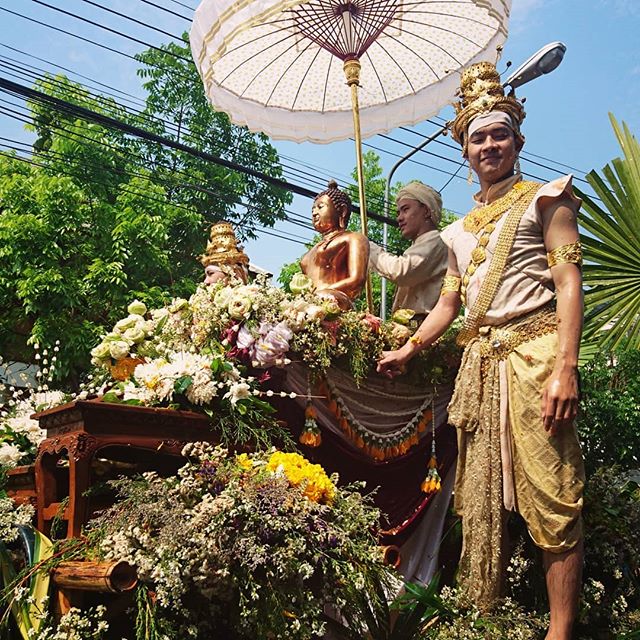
top-left (503, 42), bottom-right (566, 90)
top-left (379, 42), bottom-right (567, 319)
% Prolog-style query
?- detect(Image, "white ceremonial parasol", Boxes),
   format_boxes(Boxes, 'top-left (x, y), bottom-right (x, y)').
top-left (190, 0), bottom-right (512, 309)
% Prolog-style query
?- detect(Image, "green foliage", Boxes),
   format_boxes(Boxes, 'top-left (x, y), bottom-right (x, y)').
top-left (0, 36), bottom-right (292, 385)
top-left (577, 467), bottom-right (640, 637)
top-left (578, 348), bottom-right (640, 471)
top-left (577, 114), bottom-right (640, 350)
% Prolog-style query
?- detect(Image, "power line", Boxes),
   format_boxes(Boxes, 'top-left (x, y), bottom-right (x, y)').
top-left (0, 44), bottom-right (147, 108)
top-left (0, 147), bottom-right (312, 248)
top-left (0, 75), bottom-right (398, 227)
top-left (29, 0), bottom-right (191, 61)
top-left (78, 0), bottom-right (187, 42)
top-left (165, 0), bottom-right (197, 13)
top-left (0, 6), bottom-right (140, 63)
top-left (135, 0), bottom-right (192, 22)
top-left (0, 101), bottom-right (318, 243)
top-left (0, 11), bottom-right (599, 214)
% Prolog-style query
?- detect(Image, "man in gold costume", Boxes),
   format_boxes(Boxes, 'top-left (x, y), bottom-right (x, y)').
top-left (369, 181), bottom-right (447, 321)
top-left (201, 221), bottom-right (249, 285)
top-left (378, 62), bottom-right (584, 640)
top-left (300, 180), bottom-right (369, 310)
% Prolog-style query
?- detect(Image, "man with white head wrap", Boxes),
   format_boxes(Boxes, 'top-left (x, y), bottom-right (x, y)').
top-left (368, 181), bottom-right (447, 320)
top-left (378, 62), bottom-right (584, 640)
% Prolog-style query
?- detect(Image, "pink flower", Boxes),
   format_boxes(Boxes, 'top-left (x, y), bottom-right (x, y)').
top-left (236, 325), bottom-right (256, 351)
top-left (252, 321), bottom-right (293, 368)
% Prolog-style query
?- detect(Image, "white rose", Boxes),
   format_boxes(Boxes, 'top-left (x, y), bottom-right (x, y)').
top-left (305, 304), bottom-right (326, 322)
top-left (114, 314), bottom-right (142, 333)
top-left (213, 286), bottom-right (233, 308)
top-left (168, 298), bottom-right (189, 313)
top-left (127, 300), bottom-right (147, 316)
top-left (123, 327), bottom-right (146, 345)
top-left (90, 342), bottom-right (111, 361)
top-left (108, 340), bottom-right (131, 360)
top-left (228, 294), bottom-right (252, 320)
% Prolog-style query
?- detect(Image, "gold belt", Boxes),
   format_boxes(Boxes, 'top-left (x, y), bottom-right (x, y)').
top-left (475, 303), bottom-right (557, 364)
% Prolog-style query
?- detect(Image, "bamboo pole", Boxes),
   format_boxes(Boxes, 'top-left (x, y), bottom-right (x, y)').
top-left (52, 561), bottom-right (137, 593)
top-left (344, 57), bottom-right (374, 313)
top-left (380, 545), bottom-right (401, 569)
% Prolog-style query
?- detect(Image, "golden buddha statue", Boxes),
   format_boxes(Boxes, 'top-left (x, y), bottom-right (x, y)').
top-left (200, 221), bottom-right (249, 285)
top-left (300, 180), bottom-right (369, 310)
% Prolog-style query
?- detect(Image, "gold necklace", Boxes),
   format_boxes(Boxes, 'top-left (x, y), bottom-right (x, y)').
top-left (463, 180), bottom-right (539, 235)
top-left (460, 181), bottom-right (540, 305)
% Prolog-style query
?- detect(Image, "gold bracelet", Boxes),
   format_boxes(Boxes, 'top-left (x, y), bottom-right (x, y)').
top-left (440, 275), bottom-right (461, 296)
top-left (409, 335), bottom-right (423, 346)
top-left (547, 241), bottom-right (583, 268)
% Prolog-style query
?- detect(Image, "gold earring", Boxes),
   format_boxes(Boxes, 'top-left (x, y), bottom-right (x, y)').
top-left (467, 164), bottom-right (473, 185)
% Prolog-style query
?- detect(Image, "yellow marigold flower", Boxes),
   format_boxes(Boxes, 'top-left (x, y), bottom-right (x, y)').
top-left (236, 453), bottom-right (252, 471)
top-left (266, 451), bottom-right (335, 504)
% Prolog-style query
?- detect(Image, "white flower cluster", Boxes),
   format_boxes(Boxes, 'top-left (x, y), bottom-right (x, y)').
top-left (279, 296), bottom-right (339, 331)
top-left (120, 350), bottom-right (248, 407)
top-left (90, 300), bottom-right (153, 365)
top-left (0, 496), bottom-right (35, 542)
top-left (0, 389), bottom-right (66, 468)
top-left (30, 605), bottom-right (109, 639)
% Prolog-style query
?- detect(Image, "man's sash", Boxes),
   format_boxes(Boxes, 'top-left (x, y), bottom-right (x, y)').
top-left (456, 181), bottom-right (542, 347)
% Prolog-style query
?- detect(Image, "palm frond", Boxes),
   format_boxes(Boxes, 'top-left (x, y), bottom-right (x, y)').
top-left (576, 113), bottom-right (640, 349)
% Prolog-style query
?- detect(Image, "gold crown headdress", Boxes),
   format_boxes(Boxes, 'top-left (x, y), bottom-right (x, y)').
top-left (200, 222), bottom-right (249, 267)
top-left (449, 62), bottom-right (526, 154)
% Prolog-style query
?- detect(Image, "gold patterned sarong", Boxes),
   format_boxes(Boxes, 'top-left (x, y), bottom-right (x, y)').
top-left (447, 304), bottom-right (584, 610)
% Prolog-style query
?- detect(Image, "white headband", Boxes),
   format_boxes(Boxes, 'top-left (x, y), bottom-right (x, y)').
top-left (467, 111), bottom-right (515, 138)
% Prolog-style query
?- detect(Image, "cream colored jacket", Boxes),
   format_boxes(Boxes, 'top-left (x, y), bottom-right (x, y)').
top-left (369, 229), bottom-right (447, 315)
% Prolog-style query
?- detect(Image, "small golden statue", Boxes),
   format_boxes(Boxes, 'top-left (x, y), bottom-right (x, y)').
top-left (200, 221), bottom-right (249, 285)
top-left (300, 180), bottom-right (369, 310)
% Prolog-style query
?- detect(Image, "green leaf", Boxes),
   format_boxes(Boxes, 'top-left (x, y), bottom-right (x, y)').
top-left (174, 375), bottom-right (193, 395)
top-left (577, 114), bottom-right (640, 350)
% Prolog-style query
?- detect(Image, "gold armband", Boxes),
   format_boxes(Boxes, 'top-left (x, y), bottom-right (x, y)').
top-left (440, 275), bottom-right (461, 296)
top-left (547, 241), bottom-right (583, 268)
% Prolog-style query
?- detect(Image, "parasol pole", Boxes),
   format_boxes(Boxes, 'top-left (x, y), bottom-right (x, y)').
top-left (344, 57), bottom-right (373, 313)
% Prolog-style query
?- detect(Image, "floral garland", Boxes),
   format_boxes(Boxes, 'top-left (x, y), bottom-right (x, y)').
top-left (91, 280), bottom-right (458, 396)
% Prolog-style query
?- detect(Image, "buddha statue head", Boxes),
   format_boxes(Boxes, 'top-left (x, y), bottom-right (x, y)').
top-left (312, 180), bottom-right (352, 235)
top-left (200, 221), bottom-right (249, 285)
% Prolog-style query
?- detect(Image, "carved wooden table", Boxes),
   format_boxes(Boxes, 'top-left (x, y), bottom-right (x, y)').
top-left (34, 400), bottom-right (215, 538)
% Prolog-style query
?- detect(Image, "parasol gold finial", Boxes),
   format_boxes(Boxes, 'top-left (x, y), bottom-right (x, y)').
top-left (200, 221), bottom-right (249, 267)
top-left (343, 58), bottom-right (361, 86)
top-left (449, 61), bottom-right (526, 153)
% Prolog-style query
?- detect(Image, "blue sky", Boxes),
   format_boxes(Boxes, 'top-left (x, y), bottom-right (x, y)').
top-left (1, 0), bottom-right (639, 277)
